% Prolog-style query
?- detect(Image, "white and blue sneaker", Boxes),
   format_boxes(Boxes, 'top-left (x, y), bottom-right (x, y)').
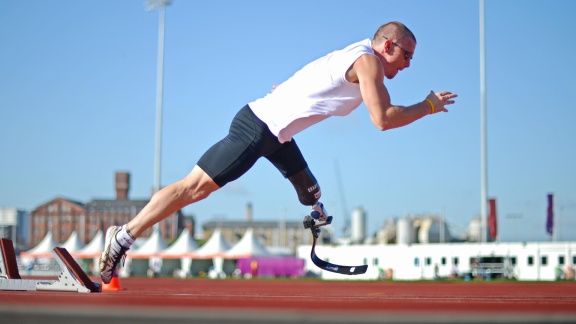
top-left (99, 226), bottom-right (130, 284)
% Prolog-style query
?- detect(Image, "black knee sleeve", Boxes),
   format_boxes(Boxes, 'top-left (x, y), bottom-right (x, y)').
top-left (288, 167), bottom-right (321, 206)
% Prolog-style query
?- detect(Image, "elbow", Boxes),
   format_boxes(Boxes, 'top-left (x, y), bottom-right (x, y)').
top-left (370, 112), bottom-right (393, 131)
top-left (372, 120), bottom-right (392, 131)
top-left (379, 125), bottom-right (393, 132)
top-left (374, 124), bottom-right (387, 131)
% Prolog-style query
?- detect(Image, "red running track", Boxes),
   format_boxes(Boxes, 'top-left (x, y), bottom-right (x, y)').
top-left (1, 277), bottom-right (576, 323)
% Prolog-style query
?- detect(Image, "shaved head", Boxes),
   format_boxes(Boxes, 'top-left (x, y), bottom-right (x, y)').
top-left (372, 21), bottom-right (416, 46)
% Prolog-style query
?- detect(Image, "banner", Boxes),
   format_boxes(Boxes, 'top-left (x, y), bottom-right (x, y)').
top-left (488, 198), bottom-right (497, 240)
top-left (546, 194), bottom-right (554, 236)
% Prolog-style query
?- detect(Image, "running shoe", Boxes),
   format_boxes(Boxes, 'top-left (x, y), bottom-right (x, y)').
top-left (99, 226), bottom-right (129, 284)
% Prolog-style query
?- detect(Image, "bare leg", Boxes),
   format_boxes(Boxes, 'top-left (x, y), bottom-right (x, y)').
top-left (127, 165), bottom-right (219, 237)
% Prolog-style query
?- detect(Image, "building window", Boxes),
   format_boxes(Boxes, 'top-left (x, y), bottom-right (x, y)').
top-left (559, 256), bottom-right (565, 265)
top-left (414, 257), bottom-right (420, 266)
top-left (441, 257), bottom-right (446, 265)
top-left (510, 257), bottom-right (517, 266)
top-left (541, 256), bottom-right (548, 266)
top-left (528, 256), bottom-right (534, 266)
top-left (453, 257), bottom-right (459, 265)
top-left (425, 257), bottom-right (431, 266)
top-left (373, 258), bottom-right (379, 266)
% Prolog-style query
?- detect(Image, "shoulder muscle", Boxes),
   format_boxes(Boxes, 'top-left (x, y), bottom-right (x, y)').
top-left (346, 54), bottom-right (383, 84)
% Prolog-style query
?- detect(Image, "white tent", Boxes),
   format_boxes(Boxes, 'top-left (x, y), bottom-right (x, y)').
top-left (160, 228), bottom-right (198, 258)
top-left (124, 227), bottom-right (168, 277)
top-left (159, 228), bottom-right (199, 277)
top-left (74, 230), bottom-right (104, 258)
top-left (61, 231), bottom-right (84, 253)
top-left (224, 228), bottom-right (272, 259)
top-left (192, 228), bottom-right (231, 278)
top-left (72, 229), bottom-right (104, 276)
top-left (21, 230), bottom-right (58, 258)
top-left (131, 227), bottom-right (168, 258)
top-left (192, 228), bottom-right (231, 259)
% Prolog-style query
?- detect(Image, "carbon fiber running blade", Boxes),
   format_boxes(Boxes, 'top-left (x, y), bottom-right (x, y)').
top-left (308, 221), bottom-right (368, 275)
top-left (311, 251), bottom-right (368, 275)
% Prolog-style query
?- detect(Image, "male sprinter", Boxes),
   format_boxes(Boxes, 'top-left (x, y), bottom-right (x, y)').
top-left (100, 21), bottom-right (457, 283)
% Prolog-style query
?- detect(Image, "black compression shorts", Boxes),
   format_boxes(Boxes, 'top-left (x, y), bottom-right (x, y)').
top-left (197, 105), bottom-right (308, 188)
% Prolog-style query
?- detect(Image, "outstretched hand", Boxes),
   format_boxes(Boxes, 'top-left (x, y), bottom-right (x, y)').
top-left (426, 90), bottom-right (458, 113)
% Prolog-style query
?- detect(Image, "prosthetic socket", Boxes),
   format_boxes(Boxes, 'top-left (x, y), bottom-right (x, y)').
top-left (288, 167), bottom-right (321, 206)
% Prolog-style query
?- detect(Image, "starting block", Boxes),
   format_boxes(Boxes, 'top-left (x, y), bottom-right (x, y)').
top-left (0, 238), bottom-right (101, 293)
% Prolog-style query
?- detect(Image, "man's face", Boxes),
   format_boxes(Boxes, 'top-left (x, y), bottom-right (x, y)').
top-left (381, 37), bottom-right (416, 79)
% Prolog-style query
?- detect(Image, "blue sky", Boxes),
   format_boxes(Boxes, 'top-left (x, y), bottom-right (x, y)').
top-left (1, 0), bottom-right (575, 242)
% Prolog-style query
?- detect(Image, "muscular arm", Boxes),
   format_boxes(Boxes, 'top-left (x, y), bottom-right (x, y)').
top-left (351, 54), bottom-right (455, 131)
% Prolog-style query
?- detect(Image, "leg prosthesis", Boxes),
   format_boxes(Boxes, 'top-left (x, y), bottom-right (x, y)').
top-left (288, 167), bottom-right (321, 206)
top-left (310, 201), bottom-right (329, 222)
top-left (288, 167), bottom-right (329, 221)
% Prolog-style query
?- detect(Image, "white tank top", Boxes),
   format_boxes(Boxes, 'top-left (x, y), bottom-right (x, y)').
top-left (249, 39), bottom-right (374, 143)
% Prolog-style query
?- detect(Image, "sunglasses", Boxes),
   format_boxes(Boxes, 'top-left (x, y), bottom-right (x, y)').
top-left (382, 35), bottom-right (413, 60)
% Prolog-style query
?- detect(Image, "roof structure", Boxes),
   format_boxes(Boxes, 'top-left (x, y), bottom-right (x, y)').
top-left (160, 228), bottom-right (199, 259)
top-left (224, 228), bottom-right (272, 259)
top-left (61, 231), bottom-right (84, 253)
top-left (85, 199), bottom-right (149, 213)
top-left (192, 228), bottom-right (231, 259)
top-left (130, 227), bottom-right (168, 259)
top-left (202, 220), bottom-right (301, 231)
top-left (21, 230), bottom-right (58, 258)
top-left (74, 230), bottom-right (104, 258)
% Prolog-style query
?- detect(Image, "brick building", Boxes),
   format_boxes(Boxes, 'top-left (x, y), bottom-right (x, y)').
top-left (28, 171), bottom-right (189, 248)
top-left (201, 219), bottom-right (311, 253)
top-left (200, 203), bottom-right (332, 253)
top-left (30, 197), bottom-right (86, 247)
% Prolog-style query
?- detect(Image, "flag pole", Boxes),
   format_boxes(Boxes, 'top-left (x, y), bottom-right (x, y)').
top-left (479, 0), bottom-right (488, 244)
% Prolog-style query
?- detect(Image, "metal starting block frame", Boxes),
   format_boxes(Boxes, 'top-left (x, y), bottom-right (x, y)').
top-left (0, 238), bottom-right (101, 293)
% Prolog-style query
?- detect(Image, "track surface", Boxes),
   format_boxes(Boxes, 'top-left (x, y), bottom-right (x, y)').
top-left (1, 277), bottom-right (576, 323)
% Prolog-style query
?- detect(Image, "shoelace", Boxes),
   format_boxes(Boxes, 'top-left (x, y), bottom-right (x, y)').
top-left (112, 243), bottom-right (129, 266)
top-left (104, 239), bottom-right (129, 276)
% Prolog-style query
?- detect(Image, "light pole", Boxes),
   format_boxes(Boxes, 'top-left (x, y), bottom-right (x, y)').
top-left (146, 0), bottom-right (172, 194)
top-left (479, 0), bottom-right (488, 243)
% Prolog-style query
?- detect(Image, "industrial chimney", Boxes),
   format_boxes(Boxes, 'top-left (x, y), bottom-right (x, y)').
top-left (246, 202), bottom-right (253, 223)
top-left (115, 171), bottom-right (130, 200)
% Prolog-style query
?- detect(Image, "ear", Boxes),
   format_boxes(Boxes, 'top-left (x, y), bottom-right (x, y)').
top-left (382, 40), bottom-right (393, 54)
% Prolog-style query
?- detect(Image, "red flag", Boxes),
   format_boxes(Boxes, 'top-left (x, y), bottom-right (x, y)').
top-left (488, 198), bottom-right (497, 240)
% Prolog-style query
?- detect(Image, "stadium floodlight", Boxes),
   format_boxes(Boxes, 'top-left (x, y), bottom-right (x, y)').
top-left (145, 0), bottom-right (172, 12)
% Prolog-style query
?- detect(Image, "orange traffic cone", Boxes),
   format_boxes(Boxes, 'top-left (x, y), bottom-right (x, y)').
top-left (102, 269), bottom-right (123, 291)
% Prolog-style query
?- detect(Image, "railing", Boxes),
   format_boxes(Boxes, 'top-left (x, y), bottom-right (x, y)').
top-left (17, 263), bottom-right (62, 276)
